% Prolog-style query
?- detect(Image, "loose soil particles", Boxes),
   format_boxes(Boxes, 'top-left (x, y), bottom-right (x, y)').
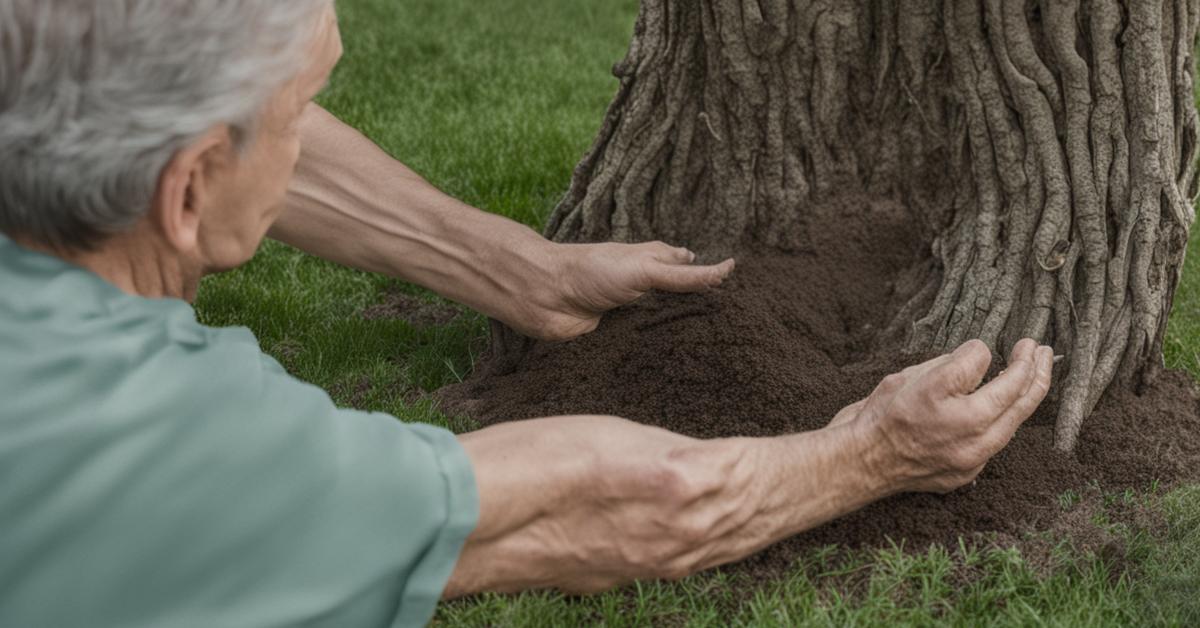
top-left (438, 194), bottom-right (1200, 576)
top-left (362, 291), bottom-right (461, 327)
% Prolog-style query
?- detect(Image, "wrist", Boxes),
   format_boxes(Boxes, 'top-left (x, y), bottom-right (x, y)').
top-left (487, 230), bottom-right (565, 330)
top-left (420, 212), bottom-right (558, 329)
top-left (841, 416), bottom-right (906, 499)
top-left (741, 423), bottom-right (896, 543)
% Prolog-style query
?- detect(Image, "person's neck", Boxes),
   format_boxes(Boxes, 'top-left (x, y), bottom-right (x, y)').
top-left (15, 227), bottom-right (202, 301)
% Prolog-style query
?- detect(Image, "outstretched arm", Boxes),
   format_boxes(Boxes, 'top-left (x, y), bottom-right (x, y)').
top-left (445, 339), bottom-right (1055, 596)
top-left (445, 414), bottom-right (886, 596)
top-left (273, 105), bottom-right (735, 339)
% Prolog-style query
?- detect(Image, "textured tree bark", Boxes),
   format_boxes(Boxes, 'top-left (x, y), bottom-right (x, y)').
top-left (538, 0), bottom-right (1200, 451)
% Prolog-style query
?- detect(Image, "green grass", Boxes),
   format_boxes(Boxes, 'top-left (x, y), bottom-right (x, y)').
top-left (197, 0), bottom-right (637, 412)
top-left (1166, 225), bottom-right (1200, 374)
top-left (194, 0), bottom-right (1200, 624)
top-left (432, 485), bottom-right (1200, 626)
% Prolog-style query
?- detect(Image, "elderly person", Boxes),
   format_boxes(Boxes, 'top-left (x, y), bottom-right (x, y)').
top-left (0, 2), bottom-right (1054, 626)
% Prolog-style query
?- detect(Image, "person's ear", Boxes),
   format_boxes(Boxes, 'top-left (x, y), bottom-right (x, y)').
top-left (150, 126), bottom-right (234, 254)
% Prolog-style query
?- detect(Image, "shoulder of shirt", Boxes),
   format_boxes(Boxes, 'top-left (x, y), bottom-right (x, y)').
top-left (0, 234), bottom-right (260, 345)
top-left (0, 236), bottom-right (346, 415)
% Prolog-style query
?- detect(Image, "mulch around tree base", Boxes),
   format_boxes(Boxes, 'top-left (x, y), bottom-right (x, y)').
top-left (437, 195), bottom-right (1200, 577)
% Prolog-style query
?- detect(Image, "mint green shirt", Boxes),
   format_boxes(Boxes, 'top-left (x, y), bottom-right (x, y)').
top-left (0, 235), bottom-right (479, 627)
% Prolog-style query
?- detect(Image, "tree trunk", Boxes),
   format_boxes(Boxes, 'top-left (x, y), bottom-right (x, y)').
top-left (539, 0), bottom-right (1200, 451)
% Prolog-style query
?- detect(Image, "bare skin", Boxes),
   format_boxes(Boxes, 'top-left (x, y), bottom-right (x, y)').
top-left (16, 2), bottom-right (1055, 601)
top-left (17, 8), bottom-right (347, 300)
top-left (273, 104), bottom-right (735, 341)
top-left (446, 339), bottom-right (1053, 595)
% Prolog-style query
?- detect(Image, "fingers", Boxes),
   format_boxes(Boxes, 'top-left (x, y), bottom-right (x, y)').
top-left (646, 258), bottom-right (736, 293)
top-left (988, 344), bottom-right (1053, 435)
top-left (866, 345), bottom-right (969, 411)
top-left (969, 339), bottom-right (1039, 416)
top-left (895, 352), bottom-right (955, 383)
top-left (646, 241), bottom-right (696, 264)
top-left (631, 241), bottom-right (735, 293)
top-left (926, 339), bottom-right (993, 398)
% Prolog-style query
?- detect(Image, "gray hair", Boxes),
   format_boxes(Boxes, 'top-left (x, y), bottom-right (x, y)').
top-left (0, 0), bottom-right (332, 250)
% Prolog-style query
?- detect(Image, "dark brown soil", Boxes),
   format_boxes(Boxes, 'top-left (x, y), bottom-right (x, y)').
top-left (438, 194), bottom-right (1200, 576)
top-left (362, 291), bottom-right (461, 326)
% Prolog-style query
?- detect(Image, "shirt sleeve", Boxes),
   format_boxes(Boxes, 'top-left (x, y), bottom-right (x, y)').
top-left (5, 324), bottom-right (479, 627)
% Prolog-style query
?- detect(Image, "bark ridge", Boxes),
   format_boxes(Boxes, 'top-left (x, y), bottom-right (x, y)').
top-left (543, 0), bottom-right (1200, 451)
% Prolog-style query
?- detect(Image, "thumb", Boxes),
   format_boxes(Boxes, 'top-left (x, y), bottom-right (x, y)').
top-left (645, 258), bottom-right (735, 293)
top-left (927, 339), bottom-right (992, 397)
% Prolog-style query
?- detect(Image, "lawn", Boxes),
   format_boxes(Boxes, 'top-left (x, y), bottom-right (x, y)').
top-left (194, 0), bottom-right (1200, 624)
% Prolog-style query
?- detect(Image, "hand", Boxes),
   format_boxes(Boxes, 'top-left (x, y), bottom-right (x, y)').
top-left (517, 241), bottom-right (735, 341)
top-left (832, 339), bottom-right (1053, 494)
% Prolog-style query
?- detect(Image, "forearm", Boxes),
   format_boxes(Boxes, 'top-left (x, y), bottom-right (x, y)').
top-left (707, 424), bottom-right (895, 564)
top-left (648, 422), bottom-right (895, 576)
top-left (445, 416), bottom-right (893, 597)
top-left (273, 104), bottom-right (556, 325)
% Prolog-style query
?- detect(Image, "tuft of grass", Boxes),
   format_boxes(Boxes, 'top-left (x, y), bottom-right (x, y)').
top-left (193, 0), bottom-right (1200, 624)
top-left (1133, 485), bottom-right (1200, 624)
top-left (1059, 489), bottom-right (1083, 511)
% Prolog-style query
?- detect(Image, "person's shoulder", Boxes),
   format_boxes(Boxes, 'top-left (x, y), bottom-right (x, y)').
top-left (0, 247), bottom-right (292, 429)
top-left (0, 234), bottom-right (224, 351)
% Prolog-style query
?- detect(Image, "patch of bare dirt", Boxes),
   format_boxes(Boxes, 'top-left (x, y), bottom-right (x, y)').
top-left (362, 291), bottom-right (461, 327)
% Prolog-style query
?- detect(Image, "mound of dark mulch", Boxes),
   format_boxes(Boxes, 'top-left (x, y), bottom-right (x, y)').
top-left (437, 195), bottom-right (1200, 576)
